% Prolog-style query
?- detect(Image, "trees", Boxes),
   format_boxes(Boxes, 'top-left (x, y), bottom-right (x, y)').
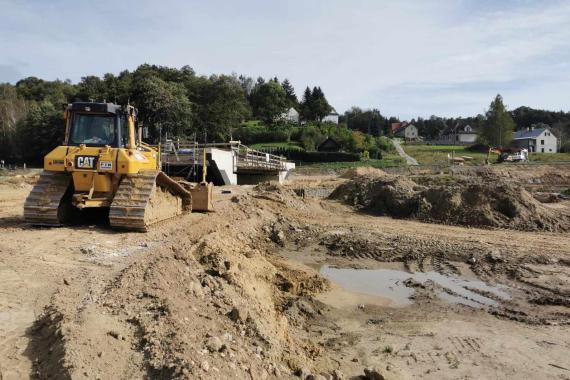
top-left (192, 75), bottom-right (251, 141)
top-left (76, 75), bottom-right (108, 102)
top-left (480, 94), bottom-right (515, 146)
top-left (420, 116), bottom-right (446, 140)
top-left (130, 76), bottom-right (193, 140)
top-left (299, 87), bottom-right (313, 121)
top-left (299, 86), bottom-right (332, 123)
top-left (0, 84), bottom-right (29, 160)
top-left (343, 107), bottom-right (385, 136)
top-left (300, 124), bottom-right (325, 151)
top-left (311, 87), bottom-right (332, 122)
top-left (349, 130), bottom-right (366, 152)
top-left (16, 77), bottom-right (75, 105)
top-left (249, 80), bottom-right (288, 124)
top-left (281, 79), bottom-right (298, 108)
top-left (16, 102), bottom-right (65, 164)
top-left (238, 75), bottom-right (255, 96)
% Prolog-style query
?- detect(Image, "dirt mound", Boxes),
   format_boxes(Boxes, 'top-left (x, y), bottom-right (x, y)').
top-left (339, 167), bottom-right (387, 179)
top-left (331, 175), bottom-right (570, 231)
top-left (331, 175), bottom-right (423, 218)
top-left (27, 194), bottom-right (331, 379)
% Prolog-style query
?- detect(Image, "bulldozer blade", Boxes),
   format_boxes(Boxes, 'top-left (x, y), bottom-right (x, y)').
top-left (190, 182), bottom-right (214, 212)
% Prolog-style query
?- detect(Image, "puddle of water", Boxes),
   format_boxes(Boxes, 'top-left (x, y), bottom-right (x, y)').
top-left (320, 265), bottom-right (511, 308)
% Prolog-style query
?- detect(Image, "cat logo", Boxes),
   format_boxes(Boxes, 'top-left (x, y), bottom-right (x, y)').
top-left (75, 156), bottom-right (97, 169)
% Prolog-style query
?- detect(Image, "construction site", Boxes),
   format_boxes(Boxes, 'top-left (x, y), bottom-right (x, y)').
top-left (1, 146), bottom-right (570, 379)
top-left (4, 0), bottom-right (570, 377)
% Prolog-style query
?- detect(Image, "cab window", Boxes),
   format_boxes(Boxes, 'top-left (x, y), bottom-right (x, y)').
top-left (69, 114), bottom-right (116, 146)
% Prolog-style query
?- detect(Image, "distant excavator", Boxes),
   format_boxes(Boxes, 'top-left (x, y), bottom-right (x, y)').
top-left (486, 147), bottom-right (529, 164)
top-left (24, 102), bottom-right (213, 231)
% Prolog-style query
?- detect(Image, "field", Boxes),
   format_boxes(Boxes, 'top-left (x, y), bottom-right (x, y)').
top-left (403, 143), bottom-right (570, 166)
top-left (1, 166), bottom-right (569, 379)
top-left (401, 144), bottom-right (488, 165)
top-left (529, 152), bottom-right (570, 162)
top-left (296, 154), bottom-right (405, 170)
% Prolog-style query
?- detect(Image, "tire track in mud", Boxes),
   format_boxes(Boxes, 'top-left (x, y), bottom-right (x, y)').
top-left (299, 227), bottom-right (570, 325)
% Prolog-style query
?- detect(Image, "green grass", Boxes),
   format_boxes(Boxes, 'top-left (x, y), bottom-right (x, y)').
top-left (297, 154), bottom-right (405, 169)
top-left (240, 120), bottom-right (263, 127)
top-left (402, 144), bottom-right (488, 166)
top-left (402, 144), bottom-right (570, 165)
top-left (250, 141), bottom-right (304, 151)
top-left (528, 152), bottom-right (570, 162)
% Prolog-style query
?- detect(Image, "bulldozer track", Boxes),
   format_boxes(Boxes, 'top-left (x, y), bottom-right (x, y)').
top-left (23, 171), bottom-right (71, 226)
top-left (109, 171), bottom-right (191, 232)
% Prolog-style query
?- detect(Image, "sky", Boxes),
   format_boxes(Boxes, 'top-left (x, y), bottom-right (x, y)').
top-left (1, 0), bottom-right (569, 119)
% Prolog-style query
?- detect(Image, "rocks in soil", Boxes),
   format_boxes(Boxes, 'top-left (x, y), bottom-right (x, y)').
top-left (331, 369), bottom-right (345, 380)
top-left (205, 336), bottom-right (223, 352)
top-left (229, 305), bottom-right (249, 322)
top-left (296, 367), bottom-right (311, 378)
top-left (363, 367), bottom-right (387, 380)
top-left (306, 374), bottom-right (327, 380)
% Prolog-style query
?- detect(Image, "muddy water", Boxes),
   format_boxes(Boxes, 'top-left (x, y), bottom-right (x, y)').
top-left (320, 265), bottom-right (511, 308)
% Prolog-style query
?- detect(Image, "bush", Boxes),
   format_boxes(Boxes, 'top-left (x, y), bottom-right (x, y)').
top-left (377, 136), bottom-right (395, 153)
top-left (286, 151), bottom-right (360, 162)
top-left (466, 143), bottom-right (491, 153)
top-left (300, 124), bottom-right (325, 151)
top-left (233, 123), bottom-right (291, 145)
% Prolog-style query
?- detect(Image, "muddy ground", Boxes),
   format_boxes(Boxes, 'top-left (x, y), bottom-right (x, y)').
top-left (0, 165), bottom-right (569, 380)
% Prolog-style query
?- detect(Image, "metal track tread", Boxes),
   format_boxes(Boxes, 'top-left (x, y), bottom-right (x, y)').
top-left (23, 171), bottom-right (71, 226)
top-left (109, 171), bottom-right (192, 232)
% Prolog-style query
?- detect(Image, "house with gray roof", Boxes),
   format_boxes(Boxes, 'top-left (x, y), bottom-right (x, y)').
top-left (437, 124), bottom-right (477, 145)
top-left (513, 126), bottom-right (558, 153)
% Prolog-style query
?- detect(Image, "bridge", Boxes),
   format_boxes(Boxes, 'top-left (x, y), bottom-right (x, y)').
top-left (157, 140), bottom-right (295, 185)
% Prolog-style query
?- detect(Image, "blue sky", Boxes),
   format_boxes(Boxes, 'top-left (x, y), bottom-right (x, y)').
top-left (1, 0), bottom-right (569, 119)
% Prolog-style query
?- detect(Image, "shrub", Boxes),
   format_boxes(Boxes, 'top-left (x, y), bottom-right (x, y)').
top-left (286, 151), bottom-right (360, 162)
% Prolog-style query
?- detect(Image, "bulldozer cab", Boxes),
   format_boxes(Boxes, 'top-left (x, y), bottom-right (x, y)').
top-left (65, 103), bottom-right (134, 149)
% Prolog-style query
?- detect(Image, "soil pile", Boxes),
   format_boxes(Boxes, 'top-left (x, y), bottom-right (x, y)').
top-left (340, 167), bottom-right (387, 179)
top-left (331, 174), bottom-right (570, 231)
top-left (28, 188), bottom-right (332, 380)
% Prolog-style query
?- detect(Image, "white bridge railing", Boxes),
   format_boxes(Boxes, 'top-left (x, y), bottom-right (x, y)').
top-left (156, 140), bottom-right (286, 172)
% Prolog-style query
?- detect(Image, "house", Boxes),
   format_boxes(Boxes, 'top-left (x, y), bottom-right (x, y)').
top-left (317, 137), bottom-right (341, 152)
top-left (513, 126), bottom-right (558, 153)
top-left (322, 110), bottom-right (339, 124)
top-left (391, 122), bottom-right (418, 141)
top-left (279, 107), bottom-right (299, 123)
top-left (437, 124), bottom-right (478, 145)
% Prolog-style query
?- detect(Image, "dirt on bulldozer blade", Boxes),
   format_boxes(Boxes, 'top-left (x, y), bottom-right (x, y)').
top-left (0, 166), bottom-right (569, 380)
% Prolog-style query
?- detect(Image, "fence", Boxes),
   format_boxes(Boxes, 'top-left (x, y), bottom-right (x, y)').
top-left (157, 140), bottom-right (287, 172)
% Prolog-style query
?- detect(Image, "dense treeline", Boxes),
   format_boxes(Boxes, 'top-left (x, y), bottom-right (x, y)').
top-left (0, 64), bottom-right (337, 163)
top-left (2, 64), bottom-right (570, 164)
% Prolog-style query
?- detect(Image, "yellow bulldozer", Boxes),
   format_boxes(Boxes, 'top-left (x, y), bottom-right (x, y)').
top-left (24, 102), bottom-right (213, 231)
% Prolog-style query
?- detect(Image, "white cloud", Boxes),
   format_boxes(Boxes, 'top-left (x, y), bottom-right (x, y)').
top-left (0, 0), bottom-right (568, 118)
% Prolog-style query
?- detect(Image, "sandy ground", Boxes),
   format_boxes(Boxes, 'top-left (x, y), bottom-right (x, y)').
top-left (0, 167), bottom-right (569, 379)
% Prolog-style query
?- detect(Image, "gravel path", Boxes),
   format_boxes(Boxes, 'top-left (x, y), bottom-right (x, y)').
top-left (392, 139), bottom-right (419, 165)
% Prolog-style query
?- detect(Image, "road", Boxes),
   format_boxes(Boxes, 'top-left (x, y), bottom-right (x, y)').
top-left (392, 138), bottom-right (419, 165)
